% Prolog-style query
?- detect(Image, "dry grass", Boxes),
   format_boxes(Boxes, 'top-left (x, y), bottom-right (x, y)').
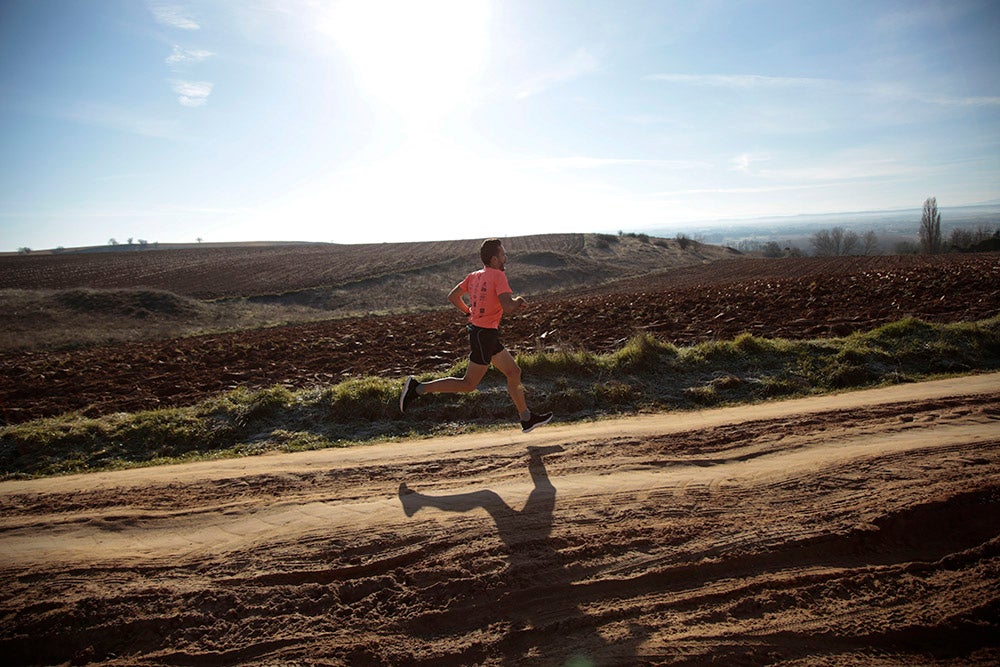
top-left (4, 316), bottom-right (998, 479)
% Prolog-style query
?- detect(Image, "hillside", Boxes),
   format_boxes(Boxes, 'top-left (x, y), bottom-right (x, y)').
top-left (0, 233), bottom-right (737, 303)
top-left (0, 233), bottom-right (738, 352)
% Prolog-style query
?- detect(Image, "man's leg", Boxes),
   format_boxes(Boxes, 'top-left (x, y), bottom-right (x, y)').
top-left (490, 349), bottom-right (528, 416)
top-left (492, 348), bottom-right (553, 432)
top-left (419, 361), bottom-right (490, 395)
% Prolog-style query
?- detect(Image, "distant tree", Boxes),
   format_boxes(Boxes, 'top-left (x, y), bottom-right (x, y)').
top-left (861, 230), bottom-right (879, 255)
top-left (810, 226), bottom-right (859, 256)
top-left (950, 225), bottom-right (997, 252)
top-left (950, 228), bottom-right (973, 251)
top-left (676, 233), bottom-right (691, 250)
top-left (919, 197), bottom-right (942, 254)
top-left (197, 237), bottom-right (203, 243)
top-left (841, 229), bottom-right (859, 255)
top-left (734, 239), bottom-right (790, 257)
top-left (973, 230), bottom-right (1000, 252)
top-left (810, 229), bottom-right (835, 256)
top-left (127, 237), bottom-right (134, 246)
top-left (17, 247), bottom-right (32, 254)
top-left (761, 241), bottom-right (784, 258)
top-left (108, 238), bottom-right (118, 246)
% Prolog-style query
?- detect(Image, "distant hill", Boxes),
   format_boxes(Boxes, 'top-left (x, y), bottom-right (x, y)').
top-left (0, 233), bottom-right (739, 309)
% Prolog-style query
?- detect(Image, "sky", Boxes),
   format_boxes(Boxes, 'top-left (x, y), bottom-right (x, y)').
top-left (1, 0), bottom-right (998, 251)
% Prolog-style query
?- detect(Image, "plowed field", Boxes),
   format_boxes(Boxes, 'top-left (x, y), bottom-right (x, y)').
top-left (2, 253), bottom-right (997, 424)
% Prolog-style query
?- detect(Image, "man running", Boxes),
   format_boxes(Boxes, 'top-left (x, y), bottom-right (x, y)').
top-left (399, 238), bottom-right (553, 433)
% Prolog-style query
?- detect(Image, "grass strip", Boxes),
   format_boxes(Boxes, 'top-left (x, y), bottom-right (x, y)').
top-left (2, 315), bottom-right (998, 479)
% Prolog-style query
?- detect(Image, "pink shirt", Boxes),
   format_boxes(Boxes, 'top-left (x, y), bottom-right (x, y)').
top-left (461, 267), bottom-right (512, 329)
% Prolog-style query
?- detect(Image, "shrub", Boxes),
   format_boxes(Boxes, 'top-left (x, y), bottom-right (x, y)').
top-left (609, 332), bottom-right (677, 370)
top-left (325, 377), bottom-right (399, 421)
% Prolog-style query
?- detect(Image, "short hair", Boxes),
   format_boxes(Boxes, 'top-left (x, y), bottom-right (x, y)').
top-left (480, 238), bottom-right (503, 266)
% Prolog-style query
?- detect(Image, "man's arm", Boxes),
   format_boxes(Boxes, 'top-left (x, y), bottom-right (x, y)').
top-left (448, 283), bottom-right (471, 315)
top-left (499, 292), bottom-right (527, 315)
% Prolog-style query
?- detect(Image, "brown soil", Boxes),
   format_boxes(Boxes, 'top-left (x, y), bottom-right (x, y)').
top-left (2, 374), bottom-right (998, 665)
top-left (2, 253), bottom-right (997, 424)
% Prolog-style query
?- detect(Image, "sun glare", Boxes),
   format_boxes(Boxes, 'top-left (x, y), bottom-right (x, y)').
top-left (324, 0), bottom-right (490, 126)
top-left (296, 1), bottom-right (651, 242)
top-left (242, 134), bottom-right (664, 245)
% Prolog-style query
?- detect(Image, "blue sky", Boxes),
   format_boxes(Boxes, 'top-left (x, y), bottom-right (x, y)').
top-left (1, 0), bottom-right (998, 250)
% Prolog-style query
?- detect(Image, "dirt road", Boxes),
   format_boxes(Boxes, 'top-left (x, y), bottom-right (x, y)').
top-left (2, 374), bottom-right (999, 666)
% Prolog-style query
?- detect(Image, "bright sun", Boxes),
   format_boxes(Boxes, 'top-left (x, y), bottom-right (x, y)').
top-left (323, 0), bottom-right (491, 126)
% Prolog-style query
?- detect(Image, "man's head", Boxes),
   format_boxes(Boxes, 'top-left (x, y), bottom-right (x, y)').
top-left (480, 238), bottom-right (507, 270)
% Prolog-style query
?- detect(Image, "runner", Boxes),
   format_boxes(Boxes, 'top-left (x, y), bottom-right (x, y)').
top-left (400, 239), bottom-right (553, 433)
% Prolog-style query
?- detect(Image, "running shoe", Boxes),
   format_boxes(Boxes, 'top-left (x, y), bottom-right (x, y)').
top-left (400, 376), bottom-right (420, 413)
top-left (521, 411), bottom-right (553, 433)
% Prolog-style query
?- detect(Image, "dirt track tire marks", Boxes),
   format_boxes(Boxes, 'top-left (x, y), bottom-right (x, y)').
top-left (1, 374), bottom-right (999, 665)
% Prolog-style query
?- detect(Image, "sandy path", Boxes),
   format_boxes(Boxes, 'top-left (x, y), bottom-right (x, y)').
top-left (2, 374), bottom-right (999, 666)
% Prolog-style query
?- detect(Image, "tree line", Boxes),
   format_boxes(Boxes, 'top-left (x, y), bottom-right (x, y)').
top-left (808, 197), bottom-right (998, 257)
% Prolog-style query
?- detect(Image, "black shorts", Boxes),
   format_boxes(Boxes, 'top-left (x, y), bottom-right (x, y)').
top-left (468, 324), bottom-right (504, 366)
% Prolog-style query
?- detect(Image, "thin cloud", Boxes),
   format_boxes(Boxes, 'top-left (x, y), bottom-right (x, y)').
top-left (730, 153), bottom-right (752, 172)
top-left (874, 2), bottom-right (969, 35)
top-left (525, 155), bottom-right (703, 170)
top-left (645, 73), bottom-right (834, 89)
top-left (652, 183), bottom-right (841, 197)
top-left (166, 45), bottom-right (213, 67)
top-left (916, 94), bottom-right (1000, 107)
top-left (148, 3), bottom-right (200, 30)
top-left (647, 72), bottom-right (1000, 108)
top-left (757, 159), bottom-right (928, 182)
top-left (59, 102), bottom-right (179, 139)
top-left (515, 48), bottom-right (601, 99)
top-left (171, 80), bottom-right (213, 107)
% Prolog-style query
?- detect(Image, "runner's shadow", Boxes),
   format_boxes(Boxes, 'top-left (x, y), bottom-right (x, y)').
top-left (399, 445), bottom-right (647, 665)
top-left (399, 445), bottom-right (562, 549)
